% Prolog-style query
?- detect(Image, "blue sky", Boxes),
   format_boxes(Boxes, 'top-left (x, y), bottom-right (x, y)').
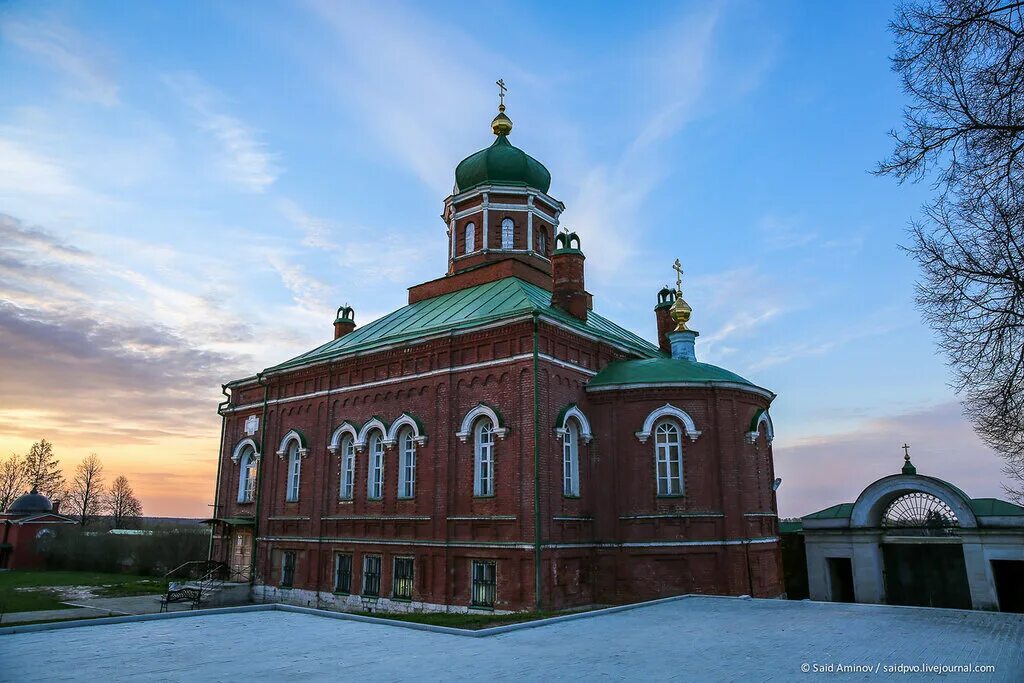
top-left (0, 0), bottom-right (1006, 516)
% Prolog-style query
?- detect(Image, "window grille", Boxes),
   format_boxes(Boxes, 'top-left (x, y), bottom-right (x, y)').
top-left (471, 560), bottom-right (496, 608)
top-left (281, 551), bottom-right (296, 588)
top-left (334, 553), bottom-right (352, 593)
top-left (393, 557), bottom-right (414, 600)
top-left (362, 555), bottom-right (381, 596)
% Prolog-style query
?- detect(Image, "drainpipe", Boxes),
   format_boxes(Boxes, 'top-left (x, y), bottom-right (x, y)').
top-left (251, 373), bottom-right (270, 587)
top-left (532, 312), bottom-right (542, 612)
top-left (208, 384), bottom-right (230, 561)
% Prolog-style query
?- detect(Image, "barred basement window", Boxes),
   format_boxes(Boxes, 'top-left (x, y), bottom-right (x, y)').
top-left (280, 551), bottom-right (296, 588)
top-left (393, 557), bottom-right (414, 600)
top-left (471, 560), bottom-right (496, 608)
top-left (362, 555), bottom-right (381, 596)
top-left (334, 553), bottom-right (352, 594)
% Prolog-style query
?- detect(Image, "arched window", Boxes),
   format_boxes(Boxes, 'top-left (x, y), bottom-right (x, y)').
top-left (538, 228), bottom-right (547, 255)
top-left (563, 420), bottom-right (580, 497)
top-left (654, 421), bottom-right (684, 496)
top-left (339, 436), bottom-right (355, 500)
top-left (474, 420), bottom-right (495, 496)
top-left (465, 222), bottom-right (475, 254)
top-left (501, 218), bottom-right (514, 249)
top-left (238, 447), bottom-right (257, 503)
top-left (367, 432), bottom-right (385, 500)
top-left (286, 442), bottom-right (301, 502)
top-left (398, 429), bottom-right (416, 499)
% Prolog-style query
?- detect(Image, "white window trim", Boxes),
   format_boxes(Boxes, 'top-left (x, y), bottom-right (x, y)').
top-left (328, 421), bottom-right (360, 454)
top-left (635, 403), bottom-right (701, 442)
top-left (276, 429), bottom-right (309, 459)
top-left (231, 437), bottom-right (260, 464)
top-left (554, 404), bottom-right (593, 443)
top-left (465, 222), bottom-right (475, 254)
top-left (456, 404), bottom-right (509, 442)
top-left (745, 409), bottom-right (775, 444)
top-left (386, 413), bottom-right (428, 447)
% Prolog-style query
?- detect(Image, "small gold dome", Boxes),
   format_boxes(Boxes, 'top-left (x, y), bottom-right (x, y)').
top-left (491, 104), bottom-right (513, 136)
top-left (670, 295), bottom-right (692, 332)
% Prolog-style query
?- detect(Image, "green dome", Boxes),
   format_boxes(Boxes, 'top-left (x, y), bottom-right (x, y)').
top-left (454, 134), bottom-right (551, 194)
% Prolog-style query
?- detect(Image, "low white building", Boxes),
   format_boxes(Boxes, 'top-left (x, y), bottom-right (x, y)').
top-left (802, 453), bottom-right (1024, 612)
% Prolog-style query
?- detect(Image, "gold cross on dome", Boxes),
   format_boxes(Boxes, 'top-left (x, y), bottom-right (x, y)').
top-left (496, 78), bottom-right (507, 106)
top-left (673, 258), bottom-right (684, 292)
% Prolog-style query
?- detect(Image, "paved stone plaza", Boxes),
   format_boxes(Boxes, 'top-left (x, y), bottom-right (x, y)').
top-left (2, 597), bottom-right (1022, 681)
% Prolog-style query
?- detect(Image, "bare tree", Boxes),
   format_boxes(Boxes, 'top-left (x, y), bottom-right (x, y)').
top-left (106, 475), bottom-right (143, 529)
top-left (880, 1), bottom-right (1024, 500)
top-left (22, 439), bottom-right (65, 502)
top-left (66, 454), bottom-right (105, 526)
top-left (0, 453), bottom-right (29, 511)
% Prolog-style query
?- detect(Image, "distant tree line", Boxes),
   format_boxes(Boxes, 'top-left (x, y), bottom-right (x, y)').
top-left (0, 439), bottom-right (143, 527)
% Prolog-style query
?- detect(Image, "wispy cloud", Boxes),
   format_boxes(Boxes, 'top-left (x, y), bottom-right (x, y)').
top-left (2, 18), bottom-right (119, 105)
top-left (164, 73), bottom-right (281, 192)
top-left (0, 136), bottom-right (93, 200)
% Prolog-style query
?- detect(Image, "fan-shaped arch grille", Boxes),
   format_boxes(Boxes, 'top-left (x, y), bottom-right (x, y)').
top-left (881, 492), bottom-right (959, 529)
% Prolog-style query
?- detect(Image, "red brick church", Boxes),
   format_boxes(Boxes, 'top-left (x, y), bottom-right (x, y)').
top-left (208, 94), bottom-right (783, 613)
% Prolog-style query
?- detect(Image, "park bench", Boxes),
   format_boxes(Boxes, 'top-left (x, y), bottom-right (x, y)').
top-left (159, 585), bottom-right (202, 612)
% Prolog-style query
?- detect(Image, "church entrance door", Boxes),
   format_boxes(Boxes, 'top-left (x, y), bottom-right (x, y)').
top-left (230, 528), bottom-right (253, 580)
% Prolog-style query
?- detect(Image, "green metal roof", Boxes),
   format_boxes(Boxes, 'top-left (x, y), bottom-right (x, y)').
top-left (267, 277), bottom-right (660, 374)
top-left (779, 520), bottom-right (803, 534)
top-left (588, 357), bottom-right (764, 391)
top-left (802, 503), bottom-right (855, 520)
top-left (970, 498), bottom-right (1024, 516)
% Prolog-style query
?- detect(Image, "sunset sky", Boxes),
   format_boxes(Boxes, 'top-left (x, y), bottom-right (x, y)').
top-left (0, 0), bottom-right (1009, 518)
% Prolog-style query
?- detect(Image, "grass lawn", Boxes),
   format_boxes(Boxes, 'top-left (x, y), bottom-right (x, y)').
top-left (353, 607), bottom-right (597, 630)
top-left (0, 571), bottom-right (168, 613)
